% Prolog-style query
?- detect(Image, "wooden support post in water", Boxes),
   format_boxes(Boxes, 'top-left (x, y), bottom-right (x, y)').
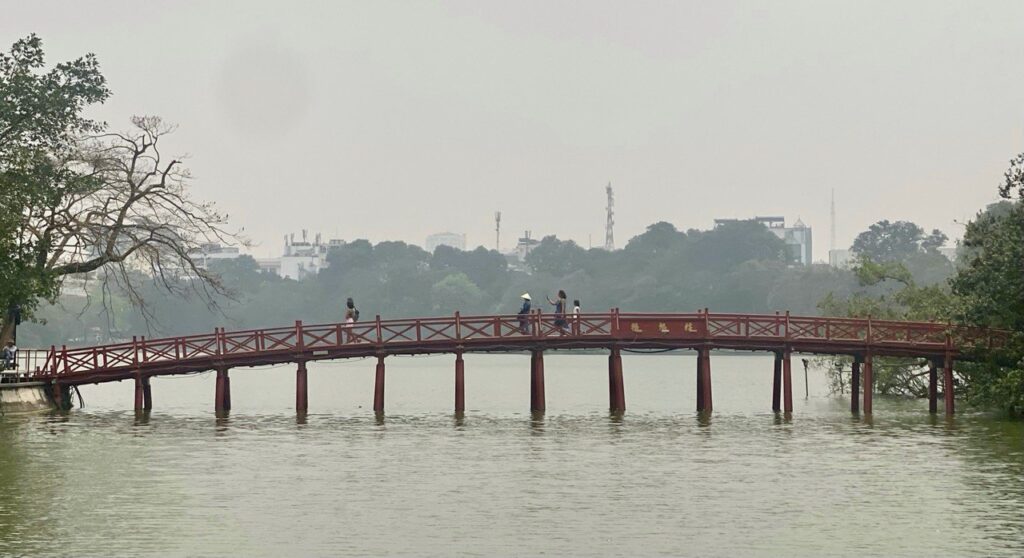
top-left (782, 349), bottom-right (793, 413)
top-left (296, 360), bottom-right (308, 412)
top-left (530, 349), bottom-right (545, 412)
top-left (215, 367), bottom-right (231, 413)
top-left (928, 359), bottom-right (938, 414)
top-left (697, 346), bottom-right (712, 413)
top-left (851, 356), bottom-right (861, 413)
top-left (608, 347), bottom-right (625, 412)
top-left (142, 376), bottom-right (152, 411)
top-left (772, 352), bottom-right (782, 412)
top-left (455, 352), bottom-right (465, 413)
top-left (696, 351), bottom-right (704, 412)
top-left (134, 374), bottom-right (145, 412)
top-left (863, 353), bottom-right (873, 415)
top-left (374, 355), bottom-right (386, 414)
top-left (943, 353), bottom-right (954, 415)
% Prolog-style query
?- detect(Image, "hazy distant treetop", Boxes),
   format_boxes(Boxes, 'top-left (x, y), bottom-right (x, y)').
top-left (851, 220), bottom-right (947, 262)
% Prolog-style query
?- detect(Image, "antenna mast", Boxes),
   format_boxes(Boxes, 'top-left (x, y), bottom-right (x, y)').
top-left (604, 183), bottom-right (615, 250)
top-left (494, 211), bottom-right (502, 252)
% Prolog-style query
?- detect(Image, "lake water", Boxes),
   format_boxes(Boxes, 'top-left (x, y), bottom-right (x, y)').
top-left (1, 352), bottom-right (1022, 557)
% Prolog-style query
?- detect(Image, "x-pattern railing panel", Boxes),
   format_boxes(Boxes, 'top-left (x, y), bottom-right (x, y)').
top-left (381, 322), bottom-right (419, 343)
top-left (142, 340), bottom-right (179, 363)
top-left (458, 317), bottom-right (499, 340)
top-left (223, 333), bottom-right (259, 355)
top-left (420, 320), bottom-right (457, 341)
top-left (183, 337), bottom-right (219, 359)
top-left (302, 326), bottom-right (343, 349)
top-left (708, 318), bottom-right (744, 337)
top-left (576, 316), bottom-right (612, 336)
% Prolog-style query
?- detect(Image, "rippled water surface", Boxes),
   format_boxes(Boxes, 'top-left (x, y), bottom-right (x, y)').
top-left (1, 353), bottom-right (1022, 557)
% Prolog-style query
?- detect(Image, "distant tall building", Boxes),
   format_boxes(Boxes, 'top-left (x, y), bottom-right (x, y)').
top-left (713, 216), bottom-right (814, 265)
top-left (829, 248), bottom-right (852, 269)
top-left (425, 232), bottom-right (467, 253)
top-left (275, 231), bottom-right (342, 280)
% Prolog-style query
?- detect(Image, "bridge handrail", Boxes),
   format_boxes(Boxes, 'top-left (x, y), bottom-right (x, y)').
top-left (30, 310), bottom-right (1008, 378)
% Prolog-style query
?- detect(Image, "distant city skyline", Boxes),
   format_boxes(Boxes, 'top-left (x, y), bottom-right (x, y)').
top-left (4, 1), bottom-right (1020, 264)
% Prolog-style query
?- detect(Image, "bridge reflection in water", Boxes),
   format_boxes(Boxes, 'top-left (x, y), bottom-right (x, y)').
top-left (28, 309), bottom-right (1008, 416)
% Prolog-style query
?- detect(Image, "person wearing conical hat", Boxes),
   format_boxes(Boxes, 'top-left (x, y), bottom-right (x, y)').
top-left (517, 293), bottom-right (532, 334)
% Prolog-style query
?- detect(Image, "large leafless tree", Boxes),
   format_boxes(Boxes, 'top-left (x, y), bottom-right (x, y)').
top-left (3, 116), bottom-right (240, 342)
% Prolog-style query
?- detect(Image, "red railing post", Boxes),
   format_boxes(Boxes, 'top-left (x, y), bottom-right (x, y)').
top-left (61, 345), bottom-right (68, 374)
top-left (296, 320), bottom-right (305, 351)
top-left (132, 336), bottom-right (139, 367)
top-left (215, 328), bottom-right (223, 356)
top-left (866, 315), bottom-right (873, 345)
top-left (704, 308), bottom-right (710, 341)
top-left (375, 315), bottom-right (383, 345)
top-left (455, 311), bottom-right (462, 340)
top-left (784, 311), bottom-right (791, 341)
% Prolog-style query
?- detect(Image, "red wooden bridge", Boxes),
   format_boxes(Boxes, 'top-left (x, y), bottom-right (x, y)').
top-left (29, 310), bottom-right (1008, 416)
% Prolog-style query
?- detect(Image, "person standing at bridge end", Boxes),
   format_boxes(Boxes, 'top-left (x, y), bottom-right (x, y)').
top-left (518, 293), bottom-right (532, 334)
top-left (2, 341), bottom-right (16, 370)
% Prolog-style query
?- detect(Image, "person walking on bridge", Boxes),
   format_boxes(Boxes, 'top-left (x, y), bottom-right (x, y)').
top-left (547, 290), bottom-right (568, 333)
top-left (343, 298), bottom-right (360, 342)
top-left (517, 293), bottom-right (532, 334)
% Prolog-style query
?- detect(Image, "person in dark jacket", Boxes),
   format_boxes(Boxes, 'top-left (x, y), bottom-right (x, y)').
top-left (517, 293), bottom-right (532, 334)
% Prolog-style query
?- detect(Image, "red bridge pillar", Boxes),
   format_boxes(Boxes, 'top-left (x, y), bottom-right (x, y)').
top-left (134, 374), bottom-right (152, 411)
top-left (772, 352), bottom-right (782, 412)
top-left (455, 352), bottom-right (465, 413)
top-left (296, 361), bottom-right (308, 412)
top-left (851, 356), bottom-right (861, 414)
top-left (863, 353), bottom-right (873, 415)
top-left (530, 349), bottom-right (545, 412)
top-left (928, 359), bottom-right (938, 414)
top-left (608, 347), bottom-right (625, 412)
top-left (782, 349), bottom-right (793, 413)
top-left (943, 353), bottom-right (954, 415)
top-left (696, 347), bottom-right (712, 413)
top-left (374, 355), bottom-right (386, 414)
top-left (215, 367), bottom-right (231, 413)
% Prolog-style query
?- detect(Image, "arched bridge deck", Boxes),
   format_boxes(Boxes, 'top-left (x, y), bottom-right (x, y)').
top-left (31, 310), bottom-right (1008, 416)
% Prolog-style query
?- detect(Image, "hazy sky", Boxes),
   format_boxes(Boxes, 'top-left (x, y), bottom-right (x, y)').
top-left (4, 1), bottom-right (1023, 260)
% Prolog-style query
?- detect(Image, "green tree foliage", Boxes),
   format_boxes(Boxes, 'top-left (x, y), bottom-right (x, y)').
top-left (0, 35), bottom-right (109, 336)
top-left (950, 190), bottom-right (1024, 412)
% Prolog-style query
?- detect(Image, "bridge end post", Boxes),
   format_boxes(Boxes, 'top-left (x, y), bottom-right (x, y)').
top-left (608, 347), bottom-right (625, 413)
top-left (296, 360), bottom-right (308, 413)
top-left (455, 351), bottom-right (465, 414)
top-left (772, 352), bottom-right (782, 412)
top-left (374, 354), bottom-right (386, 414)
top-left (928, 358), bottom-right (938, 414)
top-left (782, 349), bottom-right (793, 413)
top-left (530, 349), bottom-right (545, 412)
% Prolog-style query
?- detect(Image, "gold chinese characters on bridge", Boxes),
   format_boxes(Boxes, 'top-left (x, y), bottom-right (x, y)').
top-left (620, 318), bottom-right (705, 338)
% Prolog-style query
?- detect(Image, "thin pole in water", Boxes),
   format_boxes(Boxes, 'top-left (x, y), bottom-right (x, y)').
top-left (802, 358), bottom-right (809, 399)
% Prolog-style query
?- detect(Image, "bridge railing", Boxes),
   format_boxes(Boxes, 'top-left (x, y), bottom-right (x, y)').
top-left (30, 311), bottom-right (1010, 379)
